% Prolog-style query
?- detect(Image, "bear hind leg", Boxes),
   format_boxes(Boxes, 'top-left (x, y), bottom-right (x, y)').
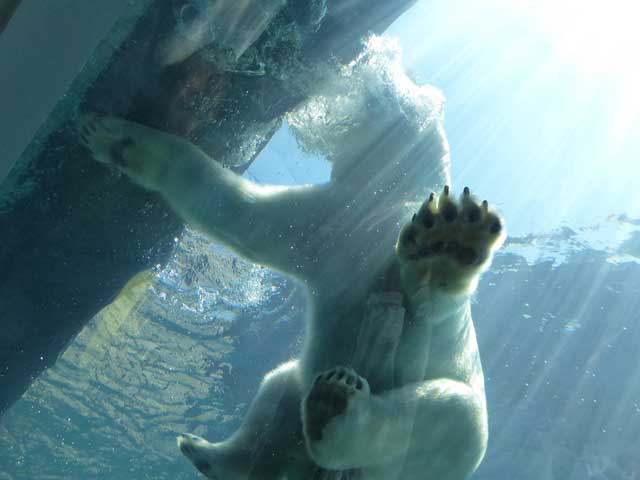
top-left (178, 360), bottom-right (309, 479)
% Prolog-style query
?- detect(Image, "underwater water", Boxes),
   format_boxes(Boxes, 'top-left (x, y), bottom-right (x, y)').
top-left (2, 222), bottom-right (639, 479)
top-left (1, 0), bottom-right (640, 479)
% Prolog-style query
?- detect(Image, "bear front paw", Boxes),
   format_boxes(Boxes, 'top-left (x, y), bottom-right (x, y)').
top-left (77, 114), bottom-right (173, 192)
top-left (78, 114), bottom-right (133, 167)
top-left (397, 186), bottom-right (505, 293)
top-left (303, 367), bottom-right (369, 442)
top-left (177, 433), bottom-right (220, 479)
top-left (302, 367), bottom-right (371, 468)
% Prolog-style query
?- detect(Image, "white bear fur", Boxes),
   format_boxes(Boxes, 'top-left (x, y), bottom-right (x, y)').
top-left (78, 40), bottom-right (505, 480)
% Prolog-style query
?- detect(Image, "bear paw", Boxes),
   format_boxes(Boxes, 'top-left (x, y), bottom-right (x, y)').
top-left (302, 367), bottom-right (370, 468)
top-left (77, 114), bottom-right (180, 192)
top-left (397, 186), bottom-right (505, 294)
top-left (177, 433), bottom-right (221, 479)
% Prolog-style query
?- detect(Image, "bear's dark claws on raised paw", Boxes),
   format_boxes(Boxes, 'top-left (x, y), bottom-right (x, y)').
top-left (398, 187), bottom-right (504, 269)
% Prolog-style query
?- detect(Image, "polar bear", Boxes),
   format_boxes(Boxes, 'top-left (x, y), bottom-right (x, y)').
top-left (77, 81), bottom-right (504, 479)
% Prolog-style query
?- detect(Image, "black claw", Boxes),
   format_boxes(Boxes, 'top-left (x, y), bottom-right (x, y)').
top-left (411, 213), bottom-right (416, 222)
top-left (428, 192), bottom-right (435, 203)
top-left (444, 185), bottom-right (450, 196)
top-left (482, 200), bottom-right (488, 209)
top-left (463, 186), bottom-right (470, 195)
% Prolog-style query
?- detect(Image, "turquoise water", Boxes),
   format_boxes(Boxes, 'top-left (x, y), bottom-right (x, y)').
top-left (1, 1), bottom-right (640, 479)
top-left (2, 222), bottom-right (639, 479)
